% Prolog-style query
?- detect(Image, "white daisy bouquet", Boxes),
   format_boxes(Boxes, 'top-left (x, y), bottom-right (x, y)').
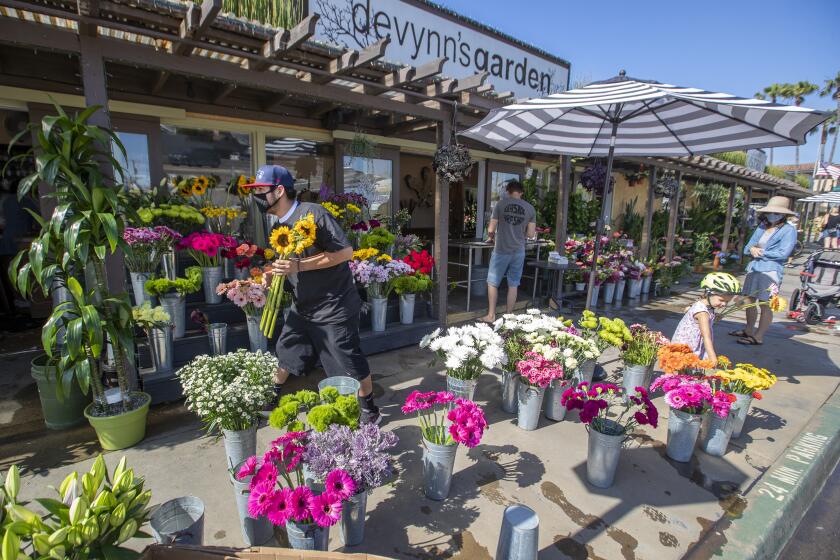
top-left (493, 309), bottom-right (567, 371)
top-left (526, 329), bottom-right (599, 375)
top-left (177, 349), bottom-right (277, 433)
top-left (420, 322), bottom-right (506, 380)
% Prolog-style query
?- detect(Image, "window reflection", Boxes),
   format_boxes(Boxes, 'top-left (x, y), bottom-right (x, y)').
top-left (113, 132), bottom-right (151, 190)
top-left (265, 137), bottom-right (334, 201)
top-left (343, 156), bottom-right (393, 217)
top-left (489, 171), bottom-right (521, 212)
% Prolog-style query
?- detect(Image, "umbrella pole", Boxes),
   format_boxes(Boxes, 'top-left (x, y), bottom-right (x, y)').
top-left (585, 122), bottom-right (619, 310)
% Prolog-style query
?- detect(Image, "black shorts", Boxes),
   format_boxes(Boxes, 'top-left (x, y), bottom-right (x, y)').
top-left (275, 309), bottom-right (371, 381)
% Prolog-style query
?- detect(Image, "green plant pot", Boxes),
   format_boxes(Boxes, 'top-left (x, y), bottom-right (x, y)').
top-left (84, 392), bottom-right (151, 450)
top-left (30, 354), bottom-right (88, 430)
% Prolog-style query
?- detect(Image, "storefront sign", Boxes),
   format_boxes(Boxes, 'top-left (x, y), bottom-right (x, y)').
top-left (310, 0), bottom-right (570, 99)
top-left (745, 149), bottom-right (767, 173)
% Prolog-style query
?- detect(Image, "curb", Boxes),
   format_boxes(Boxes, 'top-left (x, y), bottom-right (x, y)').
top-left (685, 386), bottom-right (840, 560)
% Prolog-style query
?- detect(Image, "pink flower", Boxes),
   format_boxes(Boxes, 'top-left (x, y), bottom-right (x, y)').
top-left (236, 456), bottom-right (258, 480)
top-left (253, 460), bottom-right (279, 489)
top-left (289, 486), bottom-right (314, 522)
top-left (310, 492), bottom-right (343, 527)
top-left (231, 292), bottom-right (248, 307)
top-left (401, 390), bottom-right (438, 414)
top-left (446, 398), bottom-right (487, 447)
top-left (267, 487), bottom-right (293, 526)
top-left (325, 469), bottom-right (356, 500)
top-left (252, 293), bottom-right (266, 308)
top-left (247, 480), bottom-right (276, 518)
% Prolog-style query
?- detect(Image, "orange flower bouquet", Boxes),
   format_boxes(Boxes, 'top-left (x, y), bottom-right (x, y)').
top-left (657, 343), bottom-right (715, 374)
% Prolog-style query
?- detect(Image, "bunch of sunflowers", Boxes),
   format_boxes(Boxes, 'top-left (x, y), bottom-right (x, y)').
top-left (260, 214), bottom-right (318, 337)
top-left (352, 247), bottom-right (392, 264)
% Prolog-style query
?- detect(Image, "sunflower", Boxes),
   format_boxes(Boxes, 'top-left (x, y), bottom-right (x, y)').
top-left (769, 295), bottom-right (787, 312)
top-left (269, 226), bottom-right (294, 256)
top-left (177, 181), bottom-right (192, 198)
top-left (263, 248), bottom-right (275, 260)
top-left (237, 175), bottom-right (247, 186)
top-left (293, 215), bottom-right (317, 242)
top-left (191, 177), bottom-right (208, 196)
top-left (293, 235), bottom-right (315, 255)
top-left (237, 185), bottom-right (249, 196)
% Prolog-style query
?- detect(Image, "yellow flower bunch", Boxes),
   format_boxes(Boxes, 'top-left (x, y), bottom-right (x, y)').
top-left (237, 175), bottom-right (256, 196)
top-left (376, 254), bottom-right (392, 263)
top-left (321, 202), bottom-right (344, 219)
top-left (346, 203), bottom-right (362, 215)
top-left (263, 248), bottom-right (275, 260)
top-left (715, 362), bottom-right (777, 394)
top-left (192, 176), bottom-right (210, 196)
top-left (769, 294), bottom-right (787, 312)
top-left (352, 248), bottom-right (380, 261)
top-left (717, 355), bottom-right (732, 370)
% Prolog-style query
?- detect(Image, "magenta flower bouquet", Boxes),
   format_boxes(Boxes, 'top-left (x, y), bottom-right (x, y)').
top-left (516, 351), bottom-right (565, 388)
top-left (177, 231), bottom-right (238, 268)
top-left (123, 226), bottom-right (181, 273)
top-left (562, 382), bottom-right (659, 436)
top-left (649, 374), bottom-right (716, 416)
top-left (402, 390), bottom-right (487, 447)
top-left (236, 431), bottom-right (354, 531)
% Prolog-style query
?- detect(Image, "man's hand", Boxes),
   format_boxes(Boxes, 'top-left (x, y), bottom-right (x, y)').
top-left (749, 246), bottom-right (763, 258)
top-left (272, 259), bottom-right (300, 276)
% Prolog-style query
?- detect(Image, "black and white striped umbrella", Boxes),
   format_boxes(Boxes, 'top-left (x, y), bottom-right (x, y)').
top-left (463, 72), bottom-right (828, 156)
top-left (463, 71), bottom-right (829, 309)
top-left (800, 191), bottom-right (840, 204)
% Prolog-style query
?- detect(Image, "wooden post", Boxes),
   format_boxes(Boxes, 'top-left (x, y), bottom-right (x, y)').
top-left (639, 166), bottom-right (657, 261)
top-left (664, 171), bottom-right (682, 262)
top-left (433, 117), bottom-right (452, 325)
top-left (717, 183), bottom-right (737, 268)
top-left (738, 186), bottom-right (753, 256)
top-left (554, 155), bottom-right (572, 248)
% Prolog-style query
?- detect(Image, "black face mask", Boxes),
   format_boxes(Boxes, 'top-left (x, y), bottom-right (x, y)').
top-left (252, 186), bottom-right (277, 210)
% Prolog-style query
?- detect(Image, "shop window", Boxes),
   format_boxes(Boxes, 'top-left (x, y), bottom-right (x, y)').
top-left (160, 125), bottom-right (252, 199)
top-left (265, 137), bottom-right (334, 201)
top-left (343, 156), bottom-right (393, 217)
top-left (113, 132), bottom-right (151, 190)
top-left (489, 170), bottom-right (521, 212)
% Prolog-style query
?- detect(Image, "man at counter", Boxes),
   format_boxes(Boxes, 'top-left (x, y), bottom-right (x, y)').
top-left (481, 180), bottom-right (537, 323)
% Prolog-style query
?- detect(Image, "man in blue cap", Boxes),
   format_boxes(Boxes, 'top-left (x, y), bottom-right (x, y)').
top-left (244, 165), bottom-right (380, 424)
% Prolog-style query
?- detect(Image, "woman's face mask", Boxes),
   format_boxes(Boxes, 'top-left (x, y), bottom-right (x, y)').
top-left (764, 212), bottom-right (785, 224)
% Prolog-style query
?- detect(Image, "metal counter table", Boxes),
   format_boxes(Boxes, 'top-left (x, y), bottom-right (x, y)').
top-left (527, 260), bottom-right (581, 313)
top-left (448, 239), bottom-right (550, 311)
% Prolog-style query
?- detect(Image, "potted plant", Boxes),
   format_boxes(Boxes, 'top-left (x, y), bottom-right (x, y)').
top-left (514, 351), bottom-right (565, 431)
top-left (349, 249), bottom-right (413, 332)
top-left (697, 376), bottom-right (738, 457)
top-left (693, 233), bottom-right (712, 272)
top-left (562, 382), bottom-right (659, 488)
top-left (641, 265), bottom-right (654, 295)
top-left (123, 226), bottom-right (181, 305)
top-left (132, 303), bottom-right (173, 373)
top-left (432, 143), bottom-right (473, 183)
top-left (649, 372), bottom-right (715, 462)
top-left (419, 322), bottom-right (506, 401)
top-left (391, 272), bottom-right (433, 325)
top-left (9, 104), bottom-right (149, 449)
top-left (236, 433), bottom-right (353, 551)
top-left (619, 324), bottom-right (669, 396)
top-left (304, 423), bottom-right (399, 545)
top-left (0, 455), bottom-right (152, 558)
top-left (268, 387), bottom-right (361, 434)
top-left (402, 391), bottom-right (486, 500)
top-left (601, 268), bottom-right (619, 304)
top-left (614, 267), bottom-right (627, 301)
top-left (144, 266), bottom-right (202, 338)
top-left (216, 277), bottom-right (269, 351)
top-left (176, 349), bottom-right (276, 470)
top-left (713, 359), bottom-right (777, 439)
top-left (177, 232), bottom-right (238, 304)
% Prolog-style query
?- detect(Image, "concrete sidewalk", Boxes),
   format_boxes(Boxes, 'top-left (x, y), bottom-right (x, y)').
top-left (5, 264), bottom-right (840, 559)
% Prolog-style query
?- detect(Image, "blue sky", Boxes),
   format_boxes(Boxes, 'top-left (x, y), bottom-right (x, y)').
top-left (440, 0), bottom-right (840, 166)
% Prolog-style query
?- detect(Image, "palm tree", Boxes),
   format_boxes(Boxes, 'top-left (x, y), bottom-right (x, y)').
top-left (784, 81), bottom-right (818, 173)
top-left (821, 71), bottom-right (840, 164)
top-left (757, 84), bottom-right (788, 165)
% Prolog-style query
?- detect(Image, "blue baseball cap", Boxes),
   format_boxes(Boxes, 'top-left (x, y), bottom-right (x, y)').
top-left (243, 164), bottom-right (295, 189)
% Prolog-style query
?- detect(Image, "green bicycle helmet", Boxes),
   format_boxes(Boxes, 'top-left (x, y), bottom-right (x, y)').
top-left (701, 272), bottom-right (741, 295)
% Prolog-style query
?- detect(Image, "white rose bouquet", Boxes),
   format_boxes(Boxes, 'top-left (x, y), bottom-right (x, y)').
top-left (493, 310), bottom-right (567, 372)
top-left (177, 349), bottom-right (276, 433)
top-left (527, 329), bottom-right (599, 375)
top-left (420, 322), bottom-right (506, 380)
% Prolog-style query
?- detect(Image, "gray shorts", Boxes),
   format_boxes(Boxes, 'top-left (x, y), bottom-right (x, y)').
top-left (742, 271), bottom-right (778, 302)
top-left (275, 309), bottom-right (371, 380)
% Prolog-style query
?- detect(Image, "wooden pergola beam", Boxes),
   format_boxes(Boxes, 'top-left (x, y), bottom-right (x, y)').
top-left (261, 93), bottom-right (289, 113)
top-left (212, 82), bottom-right (237, 103)
top-left (458, 91), bottom-right (505, 112)
top-left (308, 102), bottom-right (338, 118)
top-left (425, 72), bottom-right (488, 97)
top-left (351, 57), bottom-right (446, 95)
top-left (248, 14), bottom-right (319, 72)
top-left (384, 118), bottom-right (435, 136)
top-left (664, 171), bottom-right (682, 262)
top-left (77, 0), bottom-right (100, 37)
top-left (640, 166), bottom-right (657, 261)
top-left (152, 0), bottom-right (221, 93)
top-left (312, 37), bottom-right (390, 85)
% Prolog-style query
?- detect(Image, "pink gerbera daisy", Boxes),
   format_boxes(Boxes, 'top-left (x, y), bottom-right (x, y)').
top-left (310, 492), bottom-right (343, 527)
top-left (236, 456), bottom-right (259, 480)
top-left (267, 487), bottom-right (293, 526)
top-left (289, 486), bottom-right (314, 522)
top-left (253, 460), bottom-right (279, 487)
top-left (324, 469), bottom-right (356, 500)
top-left (247, 480), bottom-right (276, 518)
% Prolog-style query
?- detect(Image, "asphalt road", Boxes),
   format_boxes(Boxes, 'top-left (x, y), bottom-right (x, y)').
top-left (778, 460), bottom-right (840, 560)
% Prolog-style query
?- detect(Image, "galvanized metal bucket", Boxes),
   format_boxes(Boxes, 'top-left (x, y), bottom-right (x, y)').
top-left (340, 490), bottom-right (368, 546)
top-left (586, 420), bottom-right (625, 488)
top-left (161, 250), bottom-right (177, 281)
top-left (208, 323), bottom-right (227, 356)
top-left (446, 375), bottom-right (477, 401)
top-left (150, 496), bottom-right (205, 545)
top-left (629, 278), bottom-right (642, 298)
top-left (222, 426), bottom-right (257, 471)
top-left (614, 279), bottom-right (626, 301)
top-left (495, 504), bottom-right (540, 560)
top-left (399, 293), bottom-right (415, 325)
top-left (543, 379), bottom-right (568, 422)
top-left (202, 266), bottom-right (224, 304)
top-left (246, 313), bottom-right (267, 352)
top-left (577, 360), bottom-right (596, 386)
top-left (730, 393), bottom-right (752, 439)
top-left (699, 411), bottom-right (734, 457)
top-left (666, 409), bottom-right (703, 462)
top-left (160, 294), bottom-right (186, 339)
top-left (370, 297), bottom-right (388, 332)
top-left (318, 376), bottom-right (361, 397)
top-left (602, 282), bottom-right (616, 304)
top-left (422, 438), bottom-right (458, 501)
top-left (622, 363), bottom-right (652, 398)
top-left (230, 466), bottom-right (273, 546)
top-left (590, 285), bottom-right (600, 306)
top-left (517, 383), bottom-right (545, 431)
top-left (223, 257), bottom-right (235, 280)
top-left (286, 520), bottom-right (329, 551)
top-left (501, 371), bottom-right (518, 414)
top-left (149, 327), bottom-right (173, 373)
top-left (130, 271), bottom-right (153, 306)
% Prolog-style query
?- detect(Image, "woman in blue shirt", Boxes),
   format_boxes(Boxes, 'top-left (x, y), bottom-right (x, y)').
top-left (729, 196), bottom-right (797, 345)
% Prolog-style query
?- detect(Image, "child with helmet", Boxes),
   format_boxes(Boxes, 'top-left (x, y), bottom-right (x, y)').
top-left (671, 272), bottom-right (741, 364)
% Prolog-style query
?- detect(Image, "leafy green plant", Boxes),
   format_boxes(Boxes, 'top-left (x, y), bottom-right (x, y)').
top-left (619, 198), bottom-right (643, 244)
top-left (221, 0), bottom-right (304, 28)
top-left (360, 226), bottom-right (395, 252)
top-left (269, 387), bottom-right (360, 432)
top-left (567, 191), bottom-right (600, 234)
top-left (144, 266), bottom-right (202, 297)
top-left (0, 455), bottom-right (151, 560)
top-left (693, 233), bottom-right (713, 266)
top-left (346, 130), bottom-right (378, 160)
top-left (392, 273), bottom-right (433, 295)
top-left (8, 104), bottom-right (136, 410)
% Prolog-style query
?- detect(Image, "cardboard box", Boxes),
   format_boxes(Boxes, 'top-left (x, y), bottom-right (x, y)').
top-left (141, 545), bottom-right (394, 560)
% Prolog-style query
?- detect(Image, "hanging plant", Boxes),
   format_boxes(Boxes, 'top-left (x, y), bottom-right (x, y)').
top-left (432, 143), bottom-right (473, 183)
top-left (580, 162), bottom-right (615, 196)
top-left (347, 129), bottom-right (378, 160)
top-left (623, 165), bottom-right (649, 187)
top-left (654, 172), bottom-right (679, 198)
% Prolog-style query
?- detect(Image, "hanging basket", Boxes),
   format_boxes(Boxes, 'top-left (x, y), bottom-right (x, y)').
top-left (432, 143), bottom-right (473, 183)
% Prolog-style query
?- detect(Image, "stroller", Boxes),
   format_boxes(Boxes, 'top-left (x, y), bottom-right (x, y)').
top-left (790, 250), bottom-right (840, 325)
